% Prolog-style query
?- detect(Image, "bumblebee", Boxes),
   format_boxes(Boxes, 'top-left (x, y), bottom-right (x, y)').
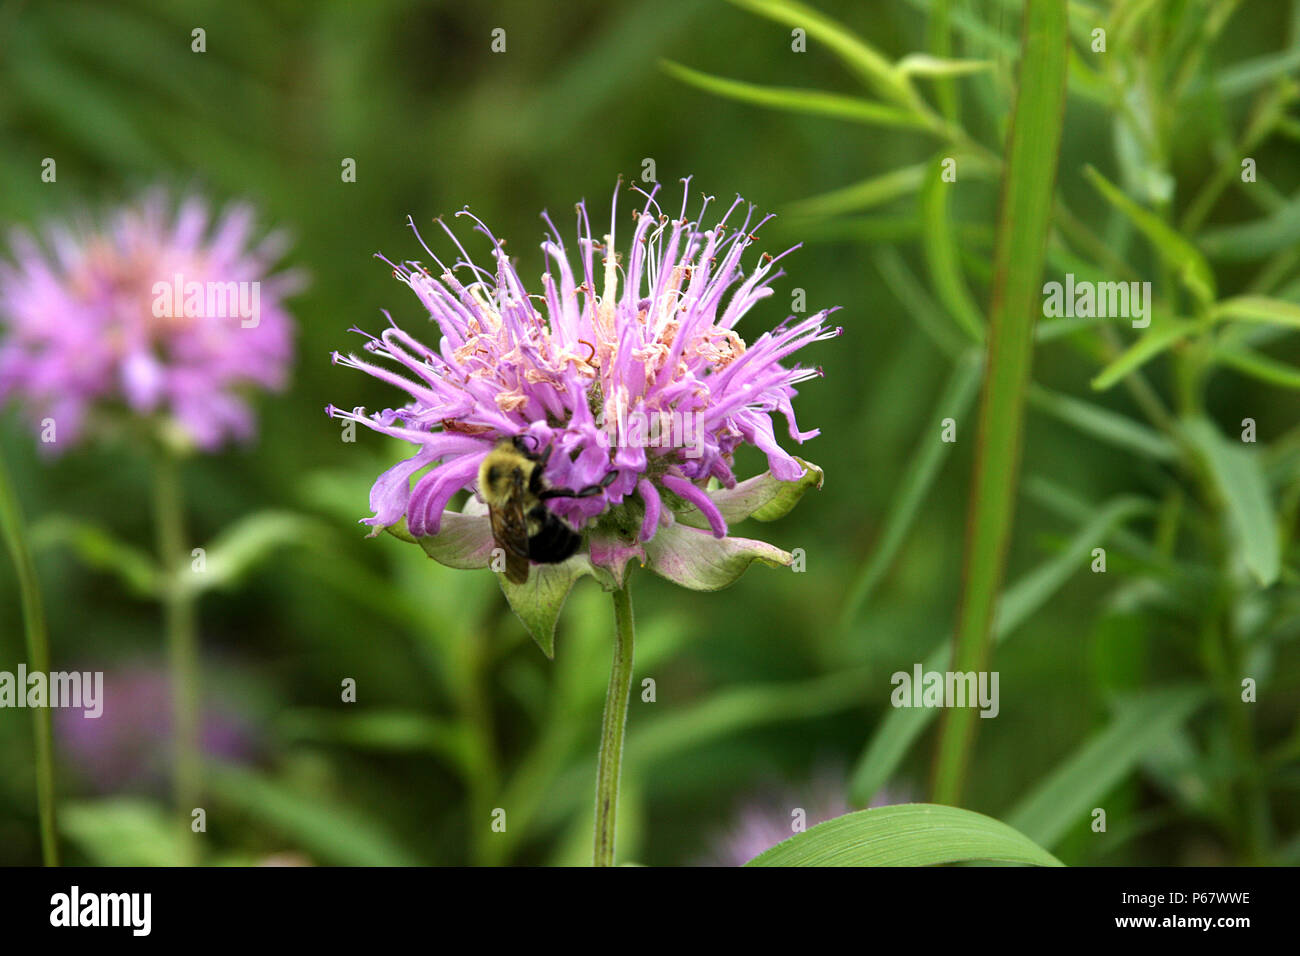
top-left (478, 436), bottom-right (616, 584)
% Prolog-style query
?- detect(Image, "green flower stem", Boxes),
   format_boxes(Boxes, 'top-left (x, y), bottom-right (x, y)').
top-left (931, 0), bottom-right (1067, 806)
top-left (0, 456), bottom-right (59, 866)
top-left (593, 580), bottom-right (634, 867)
top-left (152, 451), bottom-right (200, 865)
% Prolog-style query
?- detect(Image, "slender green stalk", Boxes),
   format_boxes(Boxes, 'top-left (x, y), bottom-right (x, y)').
top-left (152, 451), bottom-right (200, 865)
top-left (593, 580), bottom-right (634, 867)
top-left (931, 0), bottom-right (1068, 805)
top-left (0, 456), bottom-right (59, 866)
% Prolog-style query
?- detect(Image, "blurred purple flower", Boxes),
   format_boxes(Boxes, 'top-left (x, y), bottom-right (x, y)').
top-left (54, 664), bottom-right (257, 793)
top-left (703, 777), bottom-right (912, 867)
top-left (329, 179), bottom-right (839, 588)
top-left (0, 191), bottom-right (302, 452)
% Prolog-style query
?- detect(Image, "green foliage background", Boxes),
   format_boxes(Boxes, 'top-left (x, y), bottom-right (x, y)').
top-left (0, 0), bottom-right (1297, 865)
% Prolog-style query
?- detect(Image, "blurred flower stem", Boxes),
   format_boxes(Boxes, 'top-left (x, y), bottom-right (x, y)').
top-left (593, 581), bottom-right (635, 866)
top-left (151, 449), bottom-right (200, 865)
top-left (0, 456), bottom-right (59, 866)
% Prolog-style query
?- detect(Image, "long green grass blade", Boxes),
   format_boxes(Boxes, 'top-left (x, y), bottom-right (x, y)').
top-left (850, 496), bottom-right (1150, 805)
top-left (838, 350), bottom-right (983, 632)
top-left (1006, 686), bottom-right (1209, 849)
top-left (1028, 385), bottom-right (1178, 461)
top-left (786, 164), bottom-right (928, 218)
top-left (746, 803), bottom-right (1063, 866)
top-left (724, 0), bottom-right (915, 106)
top-left (661, 61), bottom-right (927, 129)
top-left (1212, 295), bottom-right (1300, 329)
top-left (0, 457), bottom-right (59, 866)
top-left (931, 0), bottom-right (1069, 805)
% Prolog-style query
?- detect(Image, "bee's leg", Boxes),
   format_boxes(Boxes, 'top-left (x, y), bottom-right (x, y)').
top-left (540, 470), bottom-right (619, 500)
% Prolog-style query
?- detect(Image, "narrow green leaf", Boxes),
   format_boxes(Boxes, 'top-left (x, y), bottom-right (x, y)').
top-left (1215, 344), bottom-right (1300, 389)
top-left (1211, 295), bottom-right (1300, 329)
top-left (724, 0), bottom-right (915, 107)
top-left (933, 0), bottom-right (1069, 805)
top-left (851, 496), bottom-right (1149, 806)
top-left (1090, 319), bottom-right (1197, 391)
top-left (661, 61), bottom-right (927, 130)
top-left (1006, 687), bottom-right (1209, 849)
top-left (1210, 46), bottom-right (1300, 98)
top-left (838, 350), bottom-right (983, 631)
top-left (30, 516), bottom-right (160, 598)
top-left (1198, 192), bottom-right (1300, 260)
top-left (630, 669), bottom-right (871, 767)
top-left (206, 764), bottom-right (421, 866)
top-left (921, 154), bottom-right (986, 341)
top-left (896, 53), bottom-right (995, 77)
top-left (873, 247), bottom-right (970, 358)
top-left (61, 799), bottom-right (185, 867)
top-left (785, 164), bottom-right (928, 219)
top-left (1084, 166), bottom-right (1217, 306)
top-left (195, 510), bottom-right (325, 593)
top-left (1028, 385), bottom-right (1178, 461)
top-left (1182, 418), bottom-right (1280, 587)
top-left (747, 804), bottom-right (1063, 866)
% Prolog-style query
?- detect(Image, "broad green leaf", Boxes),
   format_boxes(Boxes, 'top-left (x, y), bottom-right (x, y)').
top-left (786, 164), bottom-right (927, 219)
top-left (850, 496), bottom-right (1150, 805)
top-left (674, 458), bottom-right (823, 529)
top-left (838, 350), bottom-right (982, 631)
top-left (30, 516), bottom-right (160, 598)
top-left (933, 0), bottom-right (1069, 804)
top-left (921, 154), bottom-right (985, 341)
top-left (896, 53), bottom-right (995, 77)
top-left (747, 804), bottom-right (1063, 866)
top-left (1006, 687), bottom-right (1209, 849)
top-left (206, 764), bottom-right (420, 866)
top-left (725, 0), bottom-right (915, 107)
top-left (661, 61), bottom-right (927, 130)
top-left (1181, 418), bottom-right (1280, 587)
top-left (1090, 318), bottom-right (1197, 391)
top-left (1084, 166), bottom-right (1216, 306)
top-left (642, 522), bottom-right (792, 591)
top-left (1028, 385), bottom-right (1177, 461)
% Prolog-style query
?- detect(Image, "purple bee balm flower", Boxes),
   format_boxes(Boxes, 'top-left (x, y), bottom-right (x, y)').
top-left (328, 179), bottom-right (839, 647)
top-left (0, 191), bottom-right (302, 452)
top-left (703, 777), bottom-right (913, 867)
top-left (54, 664), bottom-right (257, 794)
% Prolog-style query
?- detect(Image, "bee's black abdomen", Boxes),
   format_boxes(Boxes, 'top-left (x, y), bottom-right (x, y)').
top-left (527, 506), bottom-right (581, 564)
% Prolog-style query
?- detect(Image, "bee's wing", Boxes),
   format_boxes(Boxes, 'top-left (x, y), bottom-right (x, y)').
top-left (489, 471), bottom-right (531, 584)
